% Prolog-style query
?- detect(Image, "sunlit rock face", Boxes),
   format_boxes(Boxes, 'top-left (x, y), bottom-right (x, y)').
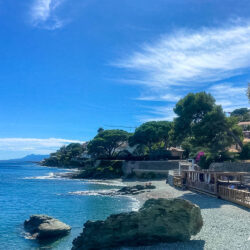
top-left (24, 214), bottom-right (71, 240)
top-left (72, 198), bottom-right (203, 249)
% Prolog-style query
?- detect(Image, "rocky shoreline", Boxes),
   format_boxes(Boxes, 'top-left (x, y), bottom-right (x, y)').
top-left (36, 167), bottom-right (250, 250)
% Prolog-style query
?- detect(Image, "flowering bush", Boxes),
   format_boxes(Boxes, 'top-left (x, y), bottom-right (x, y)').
top-left (196, 151), bottom-right (205, 162)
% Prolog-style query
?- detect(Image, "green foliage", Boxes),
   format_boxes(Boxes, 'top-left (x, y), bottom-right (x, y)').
top-left (129, 121), bottom-right (173, 151)
top-left (73, 160), bottom-right (123, 179)
top-left (198, 155), bottom-right (213, 169)
top-left (42, 143), bottom-right (84, 167)
top-left (132, 144), bottom-right (148, 156)
top-left (197, 151), bottom-right (236, 169)
top-left (181, 138), bottom-right (193, 158)
top-left (173, 92), bottom-right (215, 142)
top-left (87, 129), bottom-right (130, 159)
top-left (193, 106), bottom-right (235, 153)
top-left (231, 108), bottom-right (250, 122)
top-left (97, 127), bottom-right (105, 133)
top-left (149, 149), bottom-right (171, 160)
top-left (173, 92), bottom-right (244, 154)
top-left (240, 143), bottom-right (250, 160)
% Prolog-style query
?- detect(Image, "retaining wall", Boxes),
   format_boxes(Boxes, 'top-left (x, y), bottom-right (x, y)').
top-left (122, 160), bottom-right (179, 176)
top-left (209, 162), bottom-right (250, 172)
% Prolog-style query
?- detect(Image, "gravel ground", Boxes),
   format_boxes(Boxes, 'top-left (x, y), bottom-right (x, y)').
top-left (121, 180), bottom-right (250, 250)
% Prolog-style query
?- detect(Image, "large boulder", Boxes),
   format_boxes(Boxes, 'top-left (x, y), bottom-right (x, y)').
top-left (24, 215), bottom-right (71, 240)
top-left (72, 198), bottom-right (203, 249)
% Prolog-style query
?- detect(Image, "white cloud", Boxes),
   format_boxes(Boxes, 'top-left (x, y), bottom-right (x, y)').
top-left (116, 22), bottom-right (250, 87)
top-left (30, 0), bottom-right (66, 29)
top-left (138, 106), bottom-right (176, 122)
top-left (208, 83), bottom-right (248, 111)
top-left (0, 138), bottom-right (83, 154)
top-left (138, 83), bottom-right (249, 122)
top-left (115, 21), bottom-right (250, 120)
top-left (137, 93), bottom-right (182, 102)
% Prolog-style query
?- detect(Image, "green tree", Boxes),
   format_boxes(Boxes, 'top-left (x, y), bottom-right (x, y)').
top-left (192, 106), bottom-right (243, 153)
top-left (97, 127), bottom-right (105, 134)
top-left (87, 129), bottom-right (130, 158)
top-left (43, 143), bottom-right (84, 166)
top-left (173, 92), bottom-right (215, 143)
top-left (155, 121), bottom-right (173, 147)
top-left (240, 142), bottom-right (250, 160)
top-left (181, 138), bottom-right (193, 158)
top-left (129, 121), bottom-right (173, 152)
top-left (173, 92), bottom-right (243, 153)
top-left (231, 108), bottom-right (250, 122)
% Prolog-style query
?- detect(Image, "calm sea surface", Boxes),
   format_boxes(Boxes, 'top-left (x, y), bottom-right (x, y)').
top-left (0, 163), bottom-right (138, 249)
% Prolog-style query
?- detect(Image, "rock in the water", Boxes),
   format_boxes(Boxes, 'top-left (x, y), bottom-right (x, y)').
top-left (72, 198), bottom-right (203, 249)
top-left (24, 215), bottom-right (71, 240)
top-left (117, 184), bottom-right (156, 195)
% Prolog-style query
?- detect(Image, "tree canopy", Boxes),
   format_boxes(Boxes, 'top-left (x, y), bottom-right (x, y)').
top-left (129, 121), bottom-right (173, 151)
top-left (173, 92), bottom-right (243, 155)
top-left (43, 143), bottom-right (84, 166)
top-left (231, 108), bottom-right (250, 122)
top-left (173, 92), bottom-right (215, 142)
top-left (87, 129), bottom-right (130, 158)
top-left (192, 106), bottom-right (243, 153)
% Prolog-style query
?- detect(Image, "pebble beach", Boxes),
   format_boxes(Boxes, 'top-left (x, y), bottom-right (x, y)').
top-left (122, 180), bottom-right (250, 250)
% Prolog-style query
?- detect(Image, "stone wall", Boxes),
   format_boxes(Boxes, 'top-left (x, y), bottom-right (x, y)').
top-left (209, 162), bottom-right (250, 172)
top-left (122, 160), bottom-right (179, 176)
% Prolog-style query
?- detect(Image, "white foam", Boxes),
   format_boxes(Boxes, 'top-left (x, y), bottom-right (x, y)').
top-left (129, 197), bottom-right (140, 211)
top-left (23, 172), bottom-right (63, 180)
top-left (23, 232), bottom-right (36, 240)
top-left (68, 189), bottom-right (119, 196)
top-left (84, 180), bottom-right (126, 187)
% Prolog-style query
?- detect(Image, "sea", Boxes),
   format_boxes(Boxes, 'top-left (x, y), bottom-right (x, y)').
top-left (0, 162), bottom-right (139, 250)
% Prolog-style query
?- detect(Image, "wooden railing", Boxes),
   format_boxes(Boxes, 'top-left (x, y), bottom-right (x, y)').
top-left (218, 186), bottom-right (250, 208)
top-left (186, 180), bottom-right (216, 194)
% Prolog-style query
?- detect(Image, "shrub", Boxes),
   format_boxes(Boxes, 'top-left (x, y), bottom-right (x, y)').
top-left (240, 143), bottom-right (250, 160)
top-left (149, 149), bottom-right (171, 160)
top-left (198, 155), bottom-right (213, 169)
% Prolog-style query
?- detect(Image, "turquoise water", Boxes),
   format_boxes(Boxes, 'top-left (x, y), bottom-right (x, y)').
top-left (0, 163), bottom-right (138, 249)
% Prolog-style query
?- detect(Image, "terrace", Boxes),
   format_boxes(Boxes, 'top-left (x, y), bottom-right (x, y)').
top-left (175, 170), bottom-right (250, 208)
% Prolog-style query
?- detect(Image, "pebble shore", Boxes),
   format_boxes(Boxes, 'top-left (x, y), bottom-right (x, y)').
top-left (121, 180), bottom-right (250, 250)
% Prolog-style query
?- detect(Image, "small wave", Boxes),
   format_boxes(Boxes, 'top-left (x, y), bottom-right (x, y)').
top-left (84, 180), bottom-right (126, 187)
top-left (23, 232), bottom-right (36, 240)
top-left (68, 189), bottom-right (119, 196)
top-left (129, 197), bottom-right (140, 211)
top-left (23, 172), bottom-right (63, 180)
top-left (23, 170), bottom-right (76, 180)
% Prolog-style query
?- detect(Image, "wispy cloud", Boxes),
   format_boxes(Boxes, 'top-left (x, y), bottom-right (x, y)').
top-left (115, 21), bottom-right (250, 120)
top-left (30, 0), bottom-right (66, 29)
top-left (136, 93), bottom-right (182, 102)
top-left (116, 22), bottom-right (250, 87)
top-left (208, 83), bottom-right (248, 111)
top-left (0, 138), bottom-right (83, 154)
top-left (137, 105), bottom-right (177, 122)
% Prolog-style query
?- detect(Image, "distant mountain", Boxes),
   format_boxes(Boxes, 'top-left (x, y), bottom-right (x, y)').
top-left (0, 154), bottom-right (49, 163)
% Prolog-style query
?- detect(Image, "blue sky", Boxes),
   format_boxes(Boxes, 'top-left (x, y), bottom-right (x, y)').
top-left (0, 0), bottom-right (249, 159)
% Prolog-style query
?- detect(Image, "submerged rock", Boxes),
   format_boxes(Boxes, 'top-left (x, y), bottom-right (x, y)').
top-left (72, 198), bottom-right (203, 249)
top-left (24, 215), bottom-right (71, 240)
